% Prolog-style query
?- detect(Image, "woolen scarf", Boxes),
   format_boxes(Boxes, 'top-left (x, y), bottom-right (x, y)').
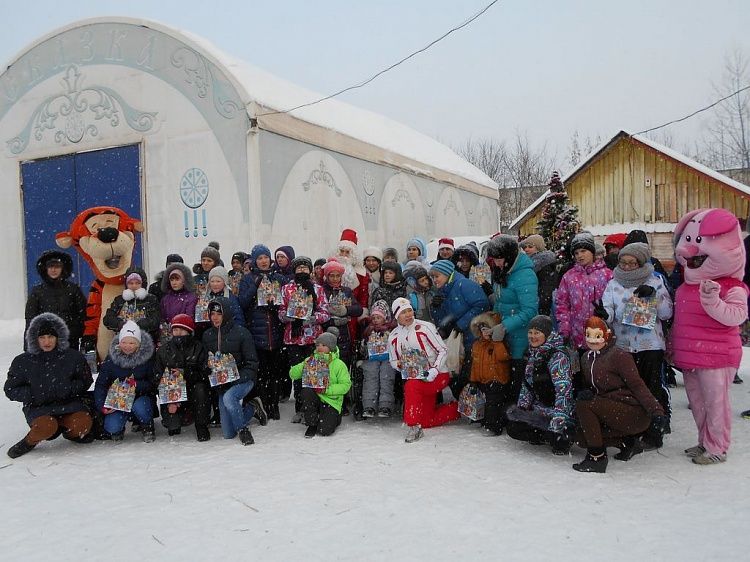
top-left (613, 263), bottom-right (654, 288)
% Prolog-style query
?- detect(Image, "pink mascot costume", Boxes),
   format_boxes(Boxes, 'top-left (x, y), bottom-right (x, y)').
top-left (672, 208), bottom-right (748, 464)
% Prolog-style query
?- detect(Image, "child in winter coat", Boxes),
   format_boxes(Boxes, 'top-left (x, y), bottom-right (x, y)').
top-left (572, 317), bottom-right (668, 473)
top-left (228, 251), bottom-right (248, 296)
top-left (404, 237), bottom-right (430, 267)
top-left (205, 266), bottom-right (245, 327)
top-left (153, 314), bottom-right (212, 441)
top-left (159, 263), bottom-right (199, 343)
top-left (289, 327), bottom-right (352, 437)
top-left (370, 262), bottom-right (407, 310)
top-left (95, 321), bottom-right (156, 442)
top-left (506, 316), bottom-right (573, 455)
top-left (103, 269), bottom-right (160, 342)
top-left (322, 258), bottom-right (363, 367)
top-left (360, 300), bottom-right (397, 418)
top-left (403, 262), bottom-right (435, 322)
top-left (238, 244), bottom-right (287, 421)
top-left (273, 246), bottom-right (296, 284)
top-left (468, 311), bottom-right (511, 435)
top-left (278, 256), bottom-right (330, 422)
top-left (555, 232), bottom-right (613, 354)
top-left (4, 313), bottom-right (93, 458)
top-left (602, 242), bottom-right (673, 444)
top-left (202, 297), bottom-right (264, 445)
top-left (24, 250), bottom-right (86, 350)
top-left (388, 298), bottom-right (460, 442)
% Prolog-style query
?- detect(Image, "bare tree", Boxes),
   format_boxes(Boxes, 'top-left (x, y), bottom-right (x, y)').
top-left (699, 48), bottom-right (750, 169)
top-left (457, 131), bottom-right (556, 230)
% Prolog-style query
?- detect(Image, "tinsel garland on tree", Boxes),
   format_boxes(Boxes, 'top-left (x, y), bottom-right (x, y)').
top-left (536, 170), bottom-right (580, 258)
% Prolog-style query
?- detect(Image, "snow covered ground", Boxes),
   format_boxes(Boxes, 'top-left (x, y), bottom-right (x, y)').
top-left (0, 319), bottom-right (748, 561)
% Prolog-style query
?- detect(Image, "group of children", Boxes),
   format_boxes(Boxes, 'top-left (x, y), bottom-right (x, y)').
top-left (8, 226), bottom-right (743, 475)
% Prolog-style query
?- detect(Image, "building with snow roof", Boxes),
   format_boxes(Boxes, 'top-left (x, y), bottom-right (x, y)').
top-left (0, 17), bottom-right (498, 314)
top-left (509, 130), bottom-right (750, 264)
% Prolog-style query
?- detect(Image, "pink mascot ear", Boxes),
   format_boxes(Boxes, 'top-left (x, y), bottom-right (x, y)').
top-left (698, 208), bottom-right (739, 236)
top-left (673, 208), bottom-right (705, 246)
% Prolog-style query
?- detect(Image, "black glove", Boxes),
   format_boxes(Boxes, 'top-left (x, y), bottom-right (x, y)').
top-left (431, 294), bottom-right (445, 309)
top-left (633, 285), bottom-right (656, 299)
top-left (80, 335), bottom-right (96, 352)
top-left (290, 319), bottom-right (304, 339)
top-left (592, 300), bottom-right (608, 321)
top-left (438, 322), bottom-right (455, 340)
top-left (481, 281), bottom-right (493, 296)
top-left (577, 389), bottom-right (594, 401)
top-left (649, 414), bottom-right (670, 436)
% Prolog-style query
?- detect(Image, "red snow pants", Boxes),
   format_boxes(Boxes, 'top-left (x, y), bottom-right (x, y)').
top-left (403, 373), bottom-right (460, 429)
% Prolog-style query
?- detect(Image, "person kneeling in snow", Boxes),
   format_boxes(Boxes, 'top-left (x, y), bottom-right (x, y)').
top-left (4, 313), bottom-right (93, 458)
top-left (506, 315), bottom-right (573, 455)
top-left (388, 298), bottom-right (460, 442)
top-left (572, 317), bottom-right (668, 473)
top-left (95, 321), bottom-right (156, 443)
top-left (289, 328), bottom-right (352, 438)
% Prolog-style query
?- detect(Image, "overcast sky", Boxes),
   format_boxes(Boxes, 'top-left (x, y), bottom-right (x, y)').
top-left (1, 0), bottom-right (748, 168)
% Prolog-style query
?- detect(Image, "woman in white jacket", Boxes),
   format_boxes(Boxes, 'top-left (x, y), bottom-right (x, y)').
top-left (602, 242), bottom-right (673, 445)
top-left (388, 298), bottom-right (459, 442)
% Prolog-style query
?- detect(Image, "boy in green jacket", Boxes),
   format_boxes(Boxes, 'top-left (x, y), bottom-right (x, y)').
top-left (289, 327), bottom-right (351, 438)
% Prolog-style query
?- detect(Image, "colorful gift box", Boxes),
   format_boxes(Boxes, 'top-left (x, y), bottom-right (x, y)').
top-left (157, 368), bottom-right (188, 405)
top-left (458, 384), bottom-right (486, 421)
top-left (302, 356), bottom-right (330, 390)
top-left (104, 376), bottom-right (136, 412)
top-left (207, 351), bottom-right (240, 387)
top-left (399, 346), bottom-right (429, 380)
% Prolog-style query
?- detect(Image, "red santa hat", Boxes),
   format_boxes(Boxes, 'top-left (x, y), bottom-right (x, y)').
top-left (338, 228), bottom-right (358, 252)
top-left (438, 238), bottom-right (454, 251)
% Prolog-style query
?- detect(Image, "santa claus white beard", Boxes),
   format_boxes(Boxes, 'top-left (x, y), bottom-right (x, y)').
top-left (336, 253), bottom-right (360, 289)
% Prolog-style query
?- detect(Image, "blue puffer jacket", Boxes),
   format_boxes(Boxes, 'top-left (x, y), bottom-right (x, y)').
top-left (94, 333), bottom-right (155, 409)
top-left (432, 273), bottom-right (490, 349)
top-left (238, 268), bottom-right (285, 351)
top-left (492, 251), bottom-right (539, 359)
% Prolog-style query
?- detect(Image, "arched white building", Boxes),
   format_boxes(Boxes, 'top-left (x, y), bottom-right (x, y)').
top-left (0, 17), bottom-right (498, 318)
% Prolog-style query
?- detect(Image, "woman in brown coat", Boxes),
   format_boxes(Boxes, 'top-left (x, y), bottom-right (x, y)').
top-left (573, 317), bottom-right (669, 473)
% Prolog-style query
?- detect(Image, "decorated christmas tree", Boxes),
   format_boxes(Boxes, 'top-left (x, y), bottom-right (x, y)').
top-left (536, 171), bottom-right (580, 256)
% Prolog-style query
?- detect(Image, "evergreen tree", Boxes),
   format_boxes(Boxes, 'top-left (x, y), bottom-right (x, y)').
top-left (536, 171), bottom-right (580, 257)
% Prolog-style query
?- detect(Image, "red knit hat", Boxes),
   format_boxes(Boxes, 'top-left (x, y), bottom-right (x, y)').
top-left (438, 238), bottom-right (454, 251)
top-left (171, 314), bottom-right (195, 334)
top-left (603, 233), bottom-right (627, 249)
top-left (322, 257), bottom-right (346, 276)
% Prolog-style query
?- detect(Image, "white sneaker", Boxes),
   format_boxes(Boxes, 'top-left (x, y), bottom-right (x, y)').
top-left (692, 451), bottom-right (726, 465)
top-left (684, 445), bottom-right (706, 458)
top-left (405, 425), bottom-right (424, 443)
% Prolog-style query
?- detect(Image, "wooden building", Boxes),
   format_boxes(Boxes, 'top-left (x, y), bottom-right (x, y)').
top-left (509, 131), bottom-right (750, 263)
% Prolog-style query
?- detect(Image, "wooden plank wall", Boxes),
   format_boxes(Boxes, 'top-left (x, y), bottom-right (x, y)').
top-left (518, 137), bottom-right (750, 246)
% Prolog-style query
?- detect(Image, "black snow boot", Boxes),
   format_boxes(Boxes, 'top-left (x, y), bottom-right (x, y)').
top-left (142, 424), bottom-right (156, 443)
top-left (238, 426), bottom-right (254, 445)
top-left (572, 449), bottom-right (608, 473)
top-left (196, 425), bottom-right (211, 442)
top-left (304, 425), bottom-right (318, 439)
top-left (7, 439), bottom-right (36, 459)
top-left (614, 436), bottom-right (644, 461)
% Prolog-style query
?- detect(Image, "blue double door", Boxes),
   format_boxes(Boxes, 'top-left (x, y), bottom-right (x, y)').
top-left (22, 144), bottom-right (142, 296)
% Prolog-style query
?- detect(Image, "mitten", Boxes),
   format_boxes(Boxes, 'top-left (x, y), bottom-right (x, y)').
top-left (80, 335), bottom-right (96, 352)
top-left (431, 294), bottom-right (445, 309)
top-left (592, 300), bottom-right (608, 321)
top-left (329, 304), bottom-right (348, 317)
top-left (481, 281), bottom-right (493, 296)
top-left (491, 323), bottom-right (506, 342)
top-left (633, 285), bottom-right (655, 299)
top-left (649, 414), bottom-right (670, 436)
top-left (577, 389), bottom-right (594, 401)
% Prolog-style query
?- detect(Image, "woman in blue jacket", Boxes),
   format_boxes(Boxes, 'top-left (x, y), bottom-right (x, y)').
top-left (484, 234), bottom-right (539, 400)
top-left (430, 260), bottom-right (490, 396)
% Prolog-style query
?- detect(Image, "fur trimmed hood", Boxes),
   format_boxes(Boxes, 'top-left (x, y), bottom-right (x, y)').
top-left (36, 250), bottom-right (74, 283)
top-left (470, 311), bottom-right (501, 338)
top-left (25, 313), bottom-right (70, 354)
top-left (107, 331), bottom-right (155, 368)
top-left (162, 263), bottom-right (196, 293)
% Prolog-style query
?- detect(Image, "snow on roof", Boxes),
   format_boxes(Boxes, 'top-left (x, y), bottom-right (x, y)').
top-left (507, 130), bottom-right (750, 230)
top-left (179, 26), bottom-right (498, 191)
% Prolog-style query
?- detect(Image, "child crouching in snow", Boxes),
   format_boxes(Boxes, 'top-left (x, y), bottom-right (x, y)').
top-left (468, 311), bottom-right (511, 435)
top-left (360, 300), bottom-right (397, 418)
top-left (289, 328), bottom-right (351, 438)
top-left (388, 298), bottom-right (460, 443)
top-left (95, 321), bottom-right (156, 443)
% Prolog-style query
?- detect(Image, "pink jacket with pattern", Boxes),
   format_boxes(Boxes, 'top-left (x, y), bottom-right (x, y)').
top-left (555, 260), bottom-right (613, 349)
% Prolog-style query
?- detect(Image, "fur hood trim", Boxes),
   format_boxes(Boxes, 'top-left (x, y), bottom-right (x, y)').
top-left (26, 313), bottom-right (70, 354)
top-left (107, 331), bottom-right (155, 368)
top-left (470, 311), bottom-right (501, 338)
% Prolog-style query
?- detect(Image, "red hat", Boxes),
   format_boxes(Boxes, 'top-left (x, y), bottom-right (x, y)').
top-left (170, 314), bottom-right (195, 334)
top-left (603, 233), bottom-right (627, 249)
top-left (438, 238), bottom-right (454, 251)
top-left (340, 229), bottom-right (358, 246)
top-left (322, 257), bottom-right (346, 276)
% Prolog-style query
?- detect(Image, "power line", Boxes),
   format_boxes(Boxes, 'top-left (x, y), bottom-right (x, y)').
top-left (258, 0), bottom-right (500, 117)
top-left (636, 84), bottom-right (750, 135)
